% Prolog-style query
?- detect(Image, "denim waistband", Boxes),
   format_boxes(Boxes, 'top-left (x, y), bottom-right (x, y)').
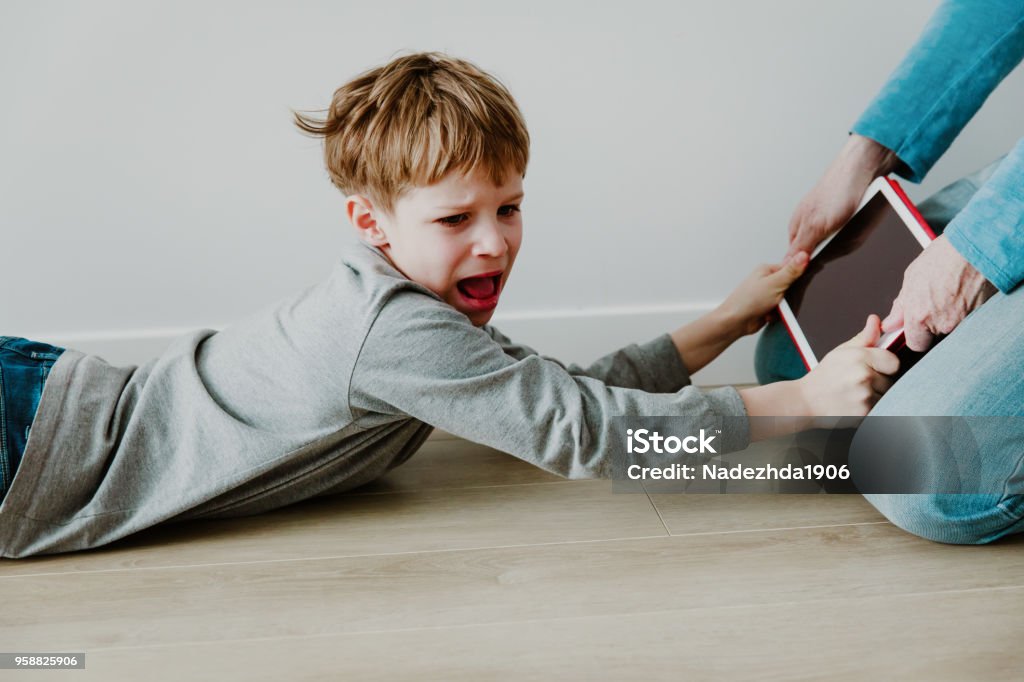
top-left (1, 336), bottom-right (67, 500)
top-left (0, 336), bottom-right (67, 361)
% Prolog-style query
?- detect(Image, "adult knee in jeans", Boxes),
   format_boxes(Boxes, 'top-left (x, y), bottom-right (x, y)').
top-left (862, 492), bottom-right (1021, 545)
top-left (852, 413), bottom-right (1024, 544)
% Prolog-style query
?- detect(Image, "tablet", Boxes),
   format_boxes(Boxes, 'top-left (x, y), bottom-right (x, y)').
top-left (778, 176), bottom-right (937, 369)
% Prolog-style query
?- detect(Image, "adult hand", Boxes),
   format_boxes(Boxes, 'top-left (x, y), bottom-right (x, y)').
top-left (786, 134), bottom-right (902, 259)
top-left (881, 235), bottom-right (997, 351)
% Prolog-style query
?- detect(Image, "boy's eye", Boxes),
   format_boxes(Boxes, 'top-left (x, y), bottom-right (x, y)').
top-left (437, 213), bottom-right (468, 226)
top-left (437, 205), bottom-right (520, 226)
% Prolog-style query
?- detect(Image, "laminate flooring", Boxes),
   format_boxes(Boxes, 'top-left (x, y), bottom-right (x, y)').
top-left (2, 430), bottom-right (1021, 681)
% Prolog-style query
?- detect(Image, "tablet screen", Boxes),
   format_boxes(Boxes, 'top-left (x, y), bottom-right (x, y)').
top-left (783, 193), bottom-right (924, 357)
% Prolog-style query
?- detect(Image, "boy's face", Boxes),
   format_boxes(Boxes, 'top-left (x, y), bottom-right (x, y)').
top-left (351, 168), bottom-right (524, 327)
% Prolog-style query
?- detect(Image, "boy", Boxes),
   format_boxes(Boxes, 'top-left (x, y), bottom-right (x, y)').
top-left (0, 52), bottom-right (898, 558)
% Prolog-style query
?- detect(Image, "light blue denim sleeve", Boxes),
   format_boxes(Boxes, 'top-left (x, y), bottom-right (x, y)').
top-left (944, 138), bottom-right (1024, 292)
top-left (851, 0), bottom-right (1024, 183)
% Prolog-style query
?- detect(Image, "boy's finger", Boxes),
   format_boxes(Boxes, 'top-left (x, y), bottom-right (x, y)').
top-left (865, 348), bottom-right (900, 376)
top-left (870, 371), bottom-right (894, 396)
top-left (769, 251), bottom-right (808, 284)
top-left (840, 314), bottom-right (881, 349)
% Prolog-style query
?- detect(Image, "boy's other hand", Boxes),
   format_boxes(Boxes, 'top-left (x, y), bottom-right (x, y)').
top-left (796, 314), bottom-right (900, 421)
top-left (719, 251), bottom-right (809, 336)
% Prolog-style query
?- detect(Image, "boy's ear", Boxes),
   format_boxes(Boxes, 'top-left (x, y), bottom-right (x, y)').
top-left (346, 195), bottom-right (389, 246)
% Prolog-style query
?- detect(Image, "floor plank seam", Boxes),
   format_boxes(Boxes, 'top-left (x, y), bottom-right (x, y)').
top-left (642, 489), bottom-right (671, 536)
top-left (345, 479), bottom-right (575, 497)
top-left (0, 521), bottom-right (894, 579)
top-left (666, 520), bottom-right (892, 538)
top-left (0, 533), bottom-right (673, 579)
top-left (76, 583), bottom-right (1024, 655)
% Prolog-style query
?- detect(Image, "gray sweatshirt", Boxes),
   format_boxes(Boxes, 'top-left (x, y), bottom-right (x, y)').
top-left (0, 239), bottom-right (750, 558)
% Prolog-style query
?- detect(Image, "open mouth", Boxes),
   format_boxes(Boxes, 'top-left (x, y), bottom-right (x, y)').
top-left (456, 272), bottom-right (502, 311)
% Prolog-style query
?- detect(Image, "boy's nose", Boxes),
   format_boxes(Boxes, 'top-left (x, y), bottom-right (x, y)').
top-left (471, 220), bottom-right (509, 257)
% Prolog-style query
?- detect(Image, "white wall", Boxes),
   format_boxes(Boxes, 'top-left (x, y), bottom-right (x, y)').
top-left (2, 0), bottom-right (1022, 384)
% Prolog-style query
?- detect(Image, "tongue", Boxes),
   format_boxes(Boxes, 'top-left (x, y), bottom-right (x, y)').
top-left (460, 275), bottom-right (497, 299)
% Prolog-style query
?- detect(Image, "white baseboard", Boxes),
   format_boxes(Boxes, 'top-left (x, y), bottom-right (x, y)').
top-left (26, 303), bottom-right (759, 387)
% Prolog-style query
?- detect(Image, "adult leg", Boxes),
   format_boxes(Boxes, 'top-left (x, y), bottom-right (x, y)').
top-left (850, 286), bottom-right (1024, 544)
top-left (753, 155), bottom-right (1006, 385)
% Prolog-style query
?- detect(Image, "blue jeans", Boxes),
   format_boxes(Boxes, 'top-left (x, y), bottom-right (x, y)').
top-left (753, 157), bottom-right (1024, 544)
top-left (0, 336), bottom-right (66, 503)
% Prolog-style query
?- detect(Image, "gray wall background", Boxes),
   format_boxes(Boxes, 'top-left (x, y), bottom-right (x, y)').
top-left (2, 0), bottom-right (1021, 383)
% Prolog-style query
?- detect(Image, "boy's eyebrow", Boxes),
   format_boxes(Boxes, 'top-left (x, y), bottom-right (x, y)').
top-left (435, 192), bottom-right (525, 212)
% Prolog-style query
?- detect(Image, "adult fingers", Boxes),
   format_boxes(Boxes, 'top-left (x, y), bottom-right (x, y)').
top-left (787, 207), bottom-right (806, 245)
top-left (903, 320), bottom-right (935, 352)
top-left (786, 205), bottom-right (816, 255)
top-left (787, 229), bottom-right (819, 260)
top-left (881, 299), bottom-right (904, 333)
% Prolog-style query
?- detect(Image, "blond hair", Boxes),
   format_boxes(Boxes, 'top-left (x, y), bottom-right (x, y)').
top-left (294, 52), bottom-right (530, 212)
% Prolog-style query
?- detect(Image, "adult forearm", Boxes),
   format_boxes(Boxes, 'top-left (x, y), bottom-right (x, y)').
top-left (944, 137), bottom-right (1024, 293)
top-left (851, 0), bottom-right (1024, 182)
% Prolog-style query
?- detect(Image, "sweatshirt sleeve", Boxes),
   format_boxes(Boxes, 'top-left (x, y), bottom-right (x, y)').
top-left (480, 324), bottom-right (692, 393)
top-left (851, 0), bottom-right (1024, 183)
top-left (943, 137), bottom-right (1024, 292)
top-left (348, 291), bottom-right (750, 479)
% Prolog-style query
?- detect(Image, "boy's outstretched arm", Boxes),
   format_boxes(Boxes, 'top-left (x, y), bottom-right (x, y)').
top-left (349, 290), bottom-right (752, 479)
top-left (349, 288), bottom-right (897, 480)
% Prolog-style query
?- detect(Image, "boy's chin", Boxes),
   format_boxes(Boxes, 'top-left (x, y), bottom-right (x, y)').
top-left (467, 310), bottom-right (495, 327)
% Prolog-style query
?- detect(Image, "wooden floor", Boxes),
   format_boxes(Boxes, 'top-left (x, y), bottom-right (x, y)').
top-left (2, 430), bottom-right (1022, 681)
